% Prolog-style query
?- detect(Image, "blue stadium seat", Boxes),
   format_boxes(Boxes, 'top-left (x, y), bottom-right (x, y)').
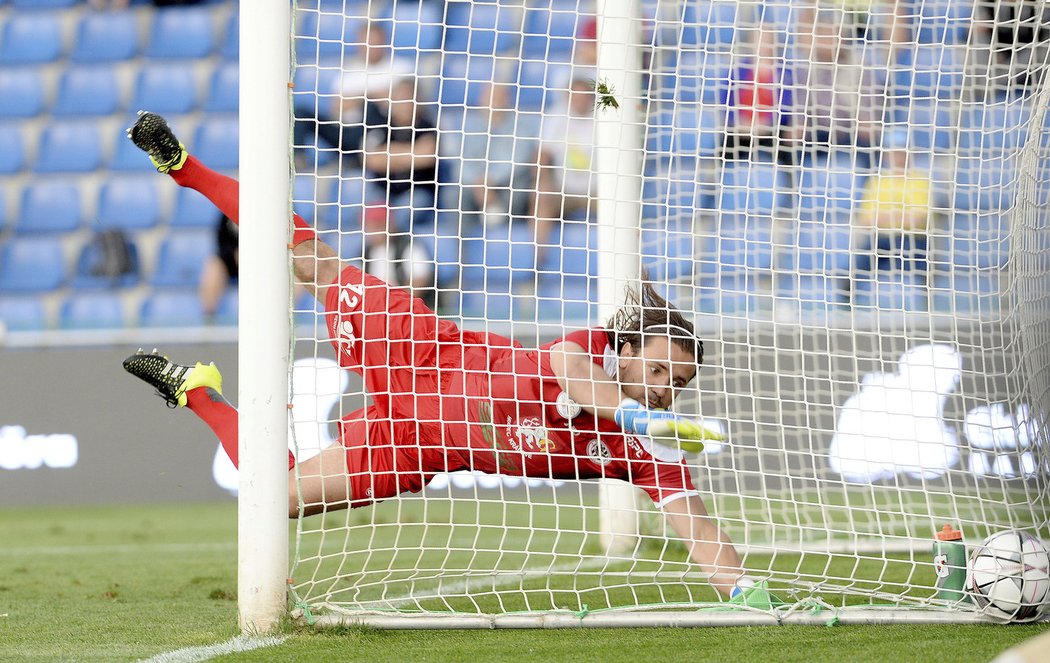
top-left (16, 182), bottom-right (82, 234)
top-left (439, 54), bottom-right (497, 107)
top-left (0, 123), bottom-right (25, 174)
top-left (660, 50), bottom-right (732, 105)
top-left (194, 118), bottom-right (239, 170)
top-left (459, 221), bottom-right (536, 292)
top-left (60, 292), bottom-right (125, 330)
top-left (680, 0), bottom-right (738, 51)
top-left (130, 64), bottom-right (198, 114)
top-left (97, 177), bottom-right (161, 230)
top-left (536, 272), bottom-right (596, 322)
top-left (110, 132), bottom-right (156, 172)
top-left (0, 14), bottom-right (63, 64)
top-left (203, 62), bottom-right (238, 113)
top-left (0, 68), bottom-right (45, 118)
top-left (797, 152), bottom-right (863, 224)
top-left (670, 104), bottom-right (725, 157)
top-left (295, 12), bottom-right (363, 65)
top-left (0, 296), bottom-right (47, 331)
top-left (140, 291), bottom-right (206, 327)
top-left (34, 121), bottom-right (103, 173)
top-left (171, 187), bottom-right (222, 228)
top-left (389, 1), bottom-right (443, 58)
top-left (71, 233), bottom-right (140, 290)
top-left (151, 231), bottom-right (215, 288)
top-left (904, 99), bottom-right (956, 151)
top-left (641, 217), bottom-right (695, 282)
top-left (72, 11), bottom-right (139, 62)
top-left (894, 45), bottom-right (965, 101)
top-left (219, 12), bottom-right (239, 60)
top-left (516, 61), bottom-right (571, 110)
top-left (953, 154), bottom-right (1018, 211)
top-left (915, 0), bottom-right (972, 45)
top-left (522, 4), bottom-right (581, 62)
top-left (717, 159), bottom-right (790, 216)
top-left (444, 2), bottom-right (523, 55)
top-left (145, 8), bottom-right (216, 59)
top-left (958, 98), bottom-right (1032, 154)
top-left (854, 272), bottom-right (928, 312)
top-left (52, 66), bottom-right (122, 117)
top-left (214, 288), bottom-right (238, 326)
top-left (11, 0), bottom-right (76, 6)
top-left (0, 237), bottom-right (66, 292)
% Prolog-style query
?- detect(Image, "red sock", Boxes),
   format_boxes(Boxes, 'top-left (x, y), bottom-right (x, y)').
top-left (185, 387), bottom-right (295, 470)
top-left (169, 155), bottom-right (316, 247)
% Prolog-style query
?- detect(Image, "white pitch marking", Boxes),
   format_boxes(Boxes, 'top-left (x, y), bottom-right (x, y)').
top-left (138, 634), bottom-right (287, 663)
top-left (0, 542), bottom-right (236, 557)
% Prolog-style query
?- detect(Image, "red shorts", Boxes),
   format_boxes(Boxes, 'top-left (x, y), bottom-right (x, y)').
top-left (339, 406), bottom-right (466, 507)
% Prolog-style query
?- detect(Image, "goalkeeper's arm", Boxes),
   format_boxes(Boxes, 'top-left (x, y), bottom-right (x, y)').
top-left (549, 341), bottom-right (722, 452)
top-left (662, 494), bottom-right (751, 599)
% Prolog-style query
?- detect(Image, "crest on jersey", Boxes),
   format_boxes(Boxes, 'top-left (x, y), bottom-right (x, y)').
top-left (555, 391), bottom-right (582, 420)
top-left (514, 416), bottom-right (553, 454)
top-left (587, 438), bottom-right (612, 466)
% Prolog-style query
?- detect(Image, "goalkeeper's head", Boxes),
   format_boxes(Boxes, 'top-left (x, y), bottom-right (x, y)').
top-left (605, 281), bottom-right (704, 410)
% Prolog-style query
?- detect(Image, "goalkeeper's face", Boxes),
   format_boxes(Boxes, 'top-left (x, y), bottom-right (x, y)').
top-left (617, 337), bottom-right (697, 410)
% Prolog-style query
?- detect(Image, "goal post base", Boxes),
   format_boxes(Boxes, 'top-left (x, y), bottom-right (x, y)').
top-left (303, 608), bottom-right (1019, 629)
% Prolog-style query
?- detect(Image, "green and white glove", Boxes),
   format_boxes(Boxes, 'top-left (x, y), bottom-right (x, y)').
top-left (614, 398), bottom-right (724, 453)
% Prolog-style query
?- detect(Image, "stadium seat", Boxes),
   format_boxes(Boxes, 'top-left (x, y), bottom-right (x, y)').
top-left (516, 61), bottom-right (571, 110)
top-left (915, 0), bottom-right (972, 45)
top-left (145, 8), bottom-right (216, 59)
top-left (0, 236), bottom-right (66, 292)
top-left (60, 292), bottom-right (125, 330)
top-left (958, 97), bottom-right (1032, 154)
top-left (670, 104), bottom-right (725, 158)
top-left (214, 289), bottom-right (238, 326)
top-left (72, 11), bottom-right (140, 62)
top-left (0, 296), bottom-right (47, 331)
top-left (140, 291), bottom-right (206, 327)
top-left (953, 154), bottom-right (1018, 211)
top-left (797, 153), bottom-right (863, 224)
top-left (438, 54), bottom-right (498, 107)
top-left (536, 273), bottom-right (596, 322)
top-left (903, 99), bottom-right (956, 151)
top-left (0, 68), bottom-right (45, 118)
top-left (71, 233), bottom-right (141, 290)
top-left (16, 182), bottom-right (82, 234)
top-left (171, 187), bottom-right (222, 228)
top-left (0, 123), bottom-right (26, 174)
top-left (151, 231), bottom-right (215, 288)
top-left (52, 66), bottom-right (122, 117)
top-left (0, 14), bottom-right (63, 64)
top-left (680, 0), bottom-right (737, 51)
top-left (389, 1), bottom-right (444, 57)
top-left (194, 118), bottom-right (240, 170)
top-left (295, 11), bottom-right (363, 65)
top-left (34, 121), bottom-right (103, 173)
top-left (130, 64), bottom-right (198, 114)
top-left (110, 131), bottom-right (156, 172)
top-left (444, 2), bottom-right (523, 55)
top-left (11, 0), bottom-right (76, 6)
top-left (97, 177), bottom-right (161, 230)
top-left (661, 51), bottom-right (732, 105)
top-left (641, 217), bottom-right (695, 282)
top-left (203, 62), bottom-right (238, 113)
top-left (717, 159), bottom-right (790, 217)
top-left (219, 12), bottom-right (239, 60)
top-left (522, 4), bottom-right (581, 62)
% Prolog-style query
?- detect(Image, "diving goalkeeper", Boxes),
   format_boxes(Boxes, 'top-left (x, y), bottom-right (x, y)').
top-left (122, 112), bottom-right (755, 599)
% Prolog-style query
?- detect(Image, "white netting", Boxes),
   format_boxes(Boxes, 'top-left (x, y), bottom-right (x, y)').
top-left (286, 0), bottom-right (1050, 624)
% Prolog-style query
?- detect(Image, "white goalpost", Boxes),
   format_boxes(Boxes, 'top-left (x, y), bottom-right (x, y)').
top-left (235, 0), bottom-right (1050, 631)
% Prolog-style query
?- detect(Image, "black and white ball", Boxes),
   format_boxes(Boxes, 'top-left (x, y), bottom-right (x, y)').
top-left (966, 530), bottom-right (1050, 622)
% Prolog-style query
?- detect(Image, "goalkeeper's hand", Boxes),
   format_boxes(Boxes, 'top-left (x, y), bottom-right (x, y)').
top-left (613, 398), bottom-right (724, 453)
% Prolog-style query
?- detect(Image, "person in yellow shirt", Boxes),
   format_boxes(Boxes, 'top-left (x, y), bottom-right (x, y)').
top-left (854, 128), bottom-right (930, 300)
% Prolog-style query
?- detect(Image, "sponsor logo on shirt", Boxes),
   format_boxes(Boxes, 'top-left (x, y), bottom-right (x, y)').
top-left (624, 434), bottom-right (646, 459)
top-left (587, 438), bottom-right (612, 466)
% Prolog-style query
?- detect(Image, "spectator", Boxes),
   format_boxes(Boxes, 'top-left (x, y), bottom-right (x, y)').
top-left (973, 0), bottom-right (1050, 93)
top-left (794, 8), bottom-right (881, 158)
top-left (363, 77), bottom-right (439, 229)
top-left (198, 214), bottom-right (237, 322)
top-left (576, 16), bottom-right (598, 67)
top-left (456, 82), bottom-right (541, 227)
top-left (535, 74), bottom-right (597, 245)
top-left (723, 24), bottom-right (796, 164)
top-left (361, 204), bottom-right (436, 309)
top-left (853, 128), bottom-right (931, 295)
top-left (293, 21), bottom-right (412, 169)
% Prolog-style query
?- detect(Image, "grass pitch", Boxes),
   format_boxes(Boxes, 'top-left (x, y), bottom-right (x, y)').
top-left (0, 501), bottom-right (1046, 662)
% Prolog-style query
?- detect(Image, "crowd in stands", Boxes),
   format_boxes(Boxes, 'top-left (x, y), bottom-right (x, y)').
top-left (0, 0), bottom-right (1047, 333)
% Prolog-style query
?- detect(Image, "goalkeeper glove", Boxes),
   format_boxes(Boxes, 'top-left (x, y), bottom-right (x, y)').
top-left (613, 398), bottom-right (724, 453)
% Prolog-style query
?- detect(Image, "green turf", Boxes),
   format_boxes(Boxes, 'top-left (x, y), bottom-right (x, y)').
top-left (1, 502), bottom-right (1047, 662)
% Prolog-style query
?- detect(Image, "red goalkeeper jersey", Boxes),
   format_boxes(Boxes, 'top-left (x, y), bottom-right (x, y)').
top-left (444, 328), bottom-right (698, 507)
top-left (324, 265), bottom-right (696, 508)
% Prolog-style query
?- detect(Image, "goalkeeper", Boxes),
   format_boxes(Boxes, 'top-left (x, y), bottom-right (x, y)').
top-left (123, 112), bottom-right (754, 599)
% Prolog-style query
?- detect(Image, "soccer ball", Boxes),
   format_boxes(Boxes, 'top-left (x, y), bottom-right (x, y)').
top-left (966, 530), bottom-right (1050, 622)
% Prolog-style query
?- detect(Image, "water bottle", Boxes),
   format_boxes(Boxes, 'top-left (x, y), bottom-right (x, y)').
top-left (934, 524), bottom-right (968, 603)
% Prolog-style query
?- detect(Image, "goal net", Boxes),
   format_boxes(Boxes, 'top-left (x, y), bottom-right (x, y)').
top-left (279, 0), bottom-right (1050, 626)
